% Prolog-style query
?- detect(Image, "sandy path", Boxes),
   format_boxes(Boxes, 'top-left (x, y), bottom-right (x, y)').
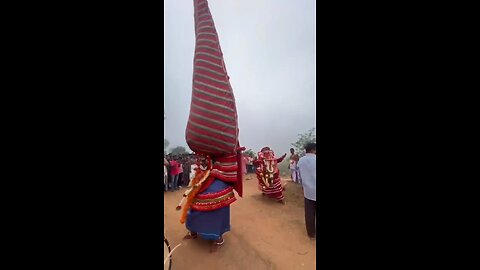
top-left (164, 174), bottom-right (316, 270)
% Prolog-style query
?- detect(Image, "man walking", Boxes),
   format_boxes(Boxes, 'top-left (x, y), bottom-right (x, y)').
top-left (297, 143), bottom-right (316, 239)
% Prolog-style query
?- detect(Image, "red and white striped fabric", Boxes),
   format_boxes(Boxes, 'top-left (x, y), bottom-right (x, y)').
top-left (258, 179), bottom-right (285, 201)
top-left (186, 0), bottom-right (239, 156)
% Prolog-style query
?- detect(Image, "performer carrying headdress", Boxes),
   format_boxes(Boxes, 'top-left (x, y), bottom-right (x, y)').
top-left (175, 0), bottom-right (244, 253)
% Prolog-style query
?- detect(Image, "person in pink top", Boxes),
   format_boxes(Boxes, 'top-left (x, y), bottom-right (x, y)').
top-left (242, 154), bottom-right (249, 176)
top-left (169, 158), bottom-right (180, 191)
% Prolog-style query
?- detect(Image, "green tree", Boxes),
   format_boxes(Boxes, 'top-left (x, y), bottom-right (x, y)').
top-left (164, 139), bottom-right (170, 155)
top-left (244, 149), bottom-right (256, 158)
top-left (170, 146), bottom-right (188, 155)
top-left (292, 128), bottom-right (316, 153)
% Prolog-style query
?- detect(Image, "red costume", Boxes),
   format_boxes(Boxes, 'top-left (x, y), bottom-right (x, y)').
top-left (175, 0), bottom-right (243, 248)
top-left (255, 147), bottom-right (287, 202)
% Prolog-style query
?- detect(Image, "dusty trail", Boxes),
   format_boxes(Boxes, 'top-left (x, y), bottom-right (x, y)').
top-left (164, 174), bottom-right (316, 270)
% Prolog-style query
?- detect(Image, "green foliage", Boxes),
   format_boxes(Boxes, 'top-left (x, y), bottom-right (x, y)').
top-left (164, 139), bottom-right (170, 150)
top-left (292, 127), bottom-right (316, 153)
top-left (244, 149), bottom-right (256, 158)
top-left (277, 158), bottom-right (291, 177)
top-left (170, 146), bottom-right (188, 155)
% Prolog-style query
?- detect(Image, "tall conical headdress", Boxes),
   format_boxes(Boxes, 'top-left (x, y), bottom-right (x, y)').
top-left (185, 0), bottom-right (239, 156)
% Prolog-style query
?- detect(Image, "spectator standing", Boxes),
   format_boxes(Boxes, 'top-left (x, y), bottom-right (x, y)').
top-left (177, 159), bottom-right (184, 189)
top-left (247, 157), bottom-right (254, 173)
top-left (164, 157), bottom-right (169, 191)
top-left (190, 162), bottom-right (197, 182)
top-left (182, 156), bottom-right (192, 188)
top-left (297, 143), bottom-right (316, 239)
top-left (289, 148), bottom-right (300, 183)
top-left (242, 154), bottom-right (249, 176)
top-left (169, 158), bottom-right (180, 191)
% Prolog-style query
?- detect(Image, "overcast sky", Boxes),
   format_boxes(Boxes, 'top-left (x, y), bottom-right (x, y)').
top-left (164, 0), bottom-right (315, 156)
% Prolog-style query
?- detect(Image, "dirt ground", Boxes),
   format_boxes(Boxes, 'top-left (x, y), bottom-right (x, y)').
top-left (164, 174), bottom-right (316, 270)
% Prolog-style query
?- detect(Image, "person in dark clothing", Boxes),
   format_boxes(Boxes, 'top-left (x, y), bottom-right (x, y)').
top-left (182, 157), bottom-right (192, 187)
top-left (169, 157), bottom-right (180, 191)
top-left (177, 157), bottom-right (184, 188)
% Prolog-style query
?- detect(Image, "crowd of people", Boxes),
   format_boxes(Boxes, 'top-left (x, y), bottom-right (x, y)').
top-left (164, 152), bottom-right (255, 192)
top-left (162, 147), bottom-right (306, 192)
top-left (163, 153), bottom-right (197, 192)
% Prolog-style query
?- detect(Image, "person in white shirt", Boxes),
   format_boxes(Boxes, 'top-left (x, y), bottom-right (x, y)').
top-left (164, 158), bottom-right (169, 191)
top-left (190, 162), bottom-right (198, 182)
top-left (289, 148), bottom-right (300, 183)
top-left (297, 143), bottom-right (316, 239)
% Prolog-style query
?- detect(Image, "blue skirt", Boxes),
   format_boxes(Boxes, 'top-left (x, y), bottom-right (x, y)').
top-left (186, 179), bottom-right (231, 240)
